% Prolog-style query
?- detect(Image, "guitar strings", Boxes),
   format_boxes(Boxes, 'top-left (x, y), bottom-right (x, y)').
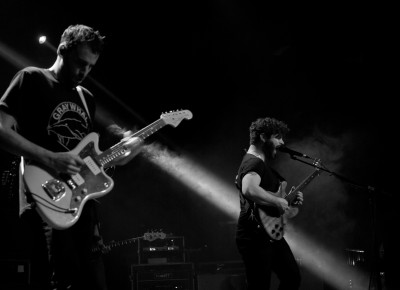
top-left (102, 119), bottom-right (164, 165)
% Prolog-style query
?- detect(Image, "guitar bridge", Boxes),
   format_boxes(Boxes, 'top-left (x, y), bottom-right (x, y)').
top-left (42, 179), bottom-right (66, 201)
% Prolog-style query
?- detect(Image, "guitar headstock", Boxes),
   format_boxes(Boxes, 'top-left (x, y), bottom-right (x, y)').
top-left (143, 230), bottom-right (167, 242)
top-left (161, 110), bottom-right (193, 127)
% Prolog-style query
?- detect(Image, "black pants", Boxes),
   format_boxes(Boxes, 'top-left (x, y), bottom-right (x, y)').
top-left (20, 202), bottom-right (108, 290)
top-left (237, 228), bottom-right (301, 290)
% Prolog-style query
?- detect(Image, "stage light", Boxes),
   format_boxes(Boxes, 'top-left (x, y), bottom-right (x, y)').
top-left (0, 41), bottom-right (33, 68)
top-left (38, 36), bottom-right (46, 44)
top-left (37, 35), bottom-right (56, 52)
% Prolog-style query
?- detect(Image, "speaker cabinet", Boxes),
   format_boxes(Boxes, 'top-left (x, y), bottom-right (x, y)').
top-left (196, 261), bottom-right (246, 290)
top-left (131, 263), bottom-right (194, 290)
top-left (196, 260), bottom-right (324, 290)
top-left (197, 273), bottom-right (246, 290)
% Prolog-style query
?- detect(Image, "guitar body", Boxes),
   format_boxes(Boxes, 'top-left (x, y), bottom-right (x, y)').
top-left (257, 181), bottom-right (290, 241)
top-left (257, 162), bottom-right (321, 240)
top-left (23, 132), bottom-right (114, 230)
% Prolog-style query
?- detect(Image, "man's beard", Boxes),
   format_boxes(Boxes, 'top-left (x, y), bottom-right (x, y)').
top-left (262, 139), bottom-right (275, 160)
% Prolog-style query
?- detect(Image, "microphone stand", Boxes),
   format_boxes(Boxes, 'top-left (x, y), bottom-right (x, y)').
top-left (287, 154), bottom-right (389, 290)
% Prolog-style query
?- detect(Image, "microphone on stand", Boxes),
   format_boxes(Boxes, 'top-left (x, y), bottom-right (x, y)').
top-left (277, 146), bottom-right (312, 159)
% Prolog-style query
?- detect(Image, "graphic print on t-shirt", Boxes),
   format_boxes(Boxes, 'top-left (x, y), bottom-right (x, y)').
top-left (47, 101), bottom-right (90, 150)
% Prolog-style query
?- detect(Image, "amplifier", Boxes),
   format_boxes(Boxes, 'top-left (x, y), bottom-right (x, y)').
top-left (139, 235), bottom-right (185, 264)
top-left (130, 263), bottom-right (194, 290)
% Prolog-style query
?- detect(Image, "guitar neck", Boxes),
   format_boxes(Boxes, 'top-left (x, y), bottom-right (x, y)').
top-left (109, 237), bottom-right (138, 249)
top-left (91, 232), bottom-right (166, 254)
top-left (285, 168), bottom-right (320, 204)
top-left (92, 237), bottom-right (139, 253)
top-left (130, 119), bottom-right (167, 139)
top-left (98, 118), bottom-right (167, 168)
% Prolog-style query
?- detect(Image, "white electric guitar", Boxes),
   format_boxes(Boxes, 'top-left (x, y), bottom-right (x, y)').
top-left (23, 110), bottom-right (193, 230)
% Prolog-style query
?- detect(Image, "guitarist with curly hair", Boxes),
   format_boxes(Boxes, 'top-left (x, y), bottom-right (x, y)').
top-left (235, 117), bottom-right (304, 290)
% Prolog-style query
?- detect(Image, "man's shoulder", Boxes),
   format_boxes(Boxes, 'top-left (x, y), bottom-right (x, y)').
top-left (242, 154), bottom-right (264, 165)
top-left (20, 66), bottom-right (46, 74)
top-left (15, 67), bottom-right (48, 81)
top-left (240, 154), bottom-right (267, 174)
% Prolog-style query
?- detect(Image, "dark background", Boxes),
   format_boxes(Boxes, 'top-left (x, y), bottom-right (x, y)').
top-left (0, 1), bottom-right (396, 289)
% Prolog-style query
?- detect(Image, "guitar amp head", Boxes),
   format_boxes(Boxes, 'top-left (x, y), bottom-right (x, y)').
top-left (138, 235), bottom-right (186, 264)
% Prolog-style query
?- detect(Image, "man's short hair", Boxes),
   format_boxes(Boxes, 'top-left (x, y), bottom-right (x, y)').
top-left (59, 24), bottom-right (105, 55)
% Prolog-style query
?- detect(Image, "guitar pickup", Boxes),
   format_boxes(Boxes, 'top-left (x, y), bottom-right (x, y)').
top-left (83, 156), bottom-right (101, 175)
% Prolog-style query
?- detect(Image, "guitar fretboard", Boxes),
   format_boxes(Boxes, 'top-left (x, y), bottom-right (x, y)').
top-left (97, 119), bottom-right (167, 167)
top-left (285, 167), bottom-right (321, 204)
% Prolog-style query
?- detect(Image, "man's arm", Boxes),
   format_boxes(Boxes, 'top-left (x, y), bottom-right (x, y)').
top-left (0, 110), bottom-right (84, 174)
top-left (242, 171), bottom-right (289, 214)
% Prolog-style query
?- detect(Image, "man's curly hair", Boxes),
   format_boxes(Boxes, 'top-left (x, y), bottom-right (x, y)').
top-left (60, 24), bottom-right (105, 54)
top-left (249, 117), bottom-right (289, 145)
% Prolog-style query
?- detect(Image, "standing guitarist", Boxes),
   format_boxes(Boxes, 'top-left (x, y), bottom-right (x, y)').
top-left (0, 24), bottom-right (142, 290)
top-left (235, 117), bottom-right (303, 290)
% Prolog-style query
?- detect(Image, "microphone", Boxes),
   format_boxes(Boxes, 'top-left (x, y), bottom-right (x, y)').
top-left (277, 146), bottom-right (312, 159)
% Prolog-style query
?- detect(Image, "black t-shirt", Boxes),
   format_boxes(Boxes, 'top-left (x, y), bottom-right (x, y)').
top-left (0, 66), bottom-right (95, 153)
top-left (235, 153), bottom-right (284, 239)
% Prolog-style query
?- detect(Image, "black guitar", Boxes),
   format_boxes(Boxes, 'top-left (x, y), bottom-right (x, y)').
top-left (91, 231), bottom-right (166, 254)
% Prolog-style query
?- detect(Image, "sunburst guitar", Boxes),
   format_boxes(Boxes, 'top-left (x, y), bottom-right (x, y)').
top-left (23, 110), bottom-right (193, 230)
top-left (257, 159), bottom-right (321, 240)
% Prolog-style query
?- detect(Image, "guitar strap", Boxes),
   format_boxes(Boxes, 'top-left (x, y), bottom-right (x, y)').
top-left (76, 86), bottom-right (92, 123)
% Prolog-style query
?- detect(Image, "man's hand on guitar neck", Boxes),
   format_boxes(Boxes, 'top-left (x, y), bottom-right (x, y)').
top-left (285, 190), bottom-right (303, 218)
top-left (291, 191), bottom-right (304, 207)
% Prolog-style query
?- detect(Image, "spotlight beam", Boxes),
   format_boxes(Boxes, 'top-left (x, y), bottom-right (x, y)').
top-left (144, 144), bottom-right (240, 219)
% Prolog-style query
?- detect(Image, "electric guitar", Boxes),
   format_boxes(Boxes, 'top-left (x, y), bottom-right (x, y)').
top-left (91, 230), bottom-right (166, 254)
top-left (257, 159), bottom-right (321, 240)
top-left (23, 110), bottom-right (193, 230)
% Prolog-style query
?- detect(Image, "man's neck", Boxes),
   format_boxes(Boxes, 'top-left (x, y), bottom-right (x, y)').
top-left (48, 59), bottom-right (74, 88)
top-left (247, 145), bottom-right (265, 161)
top-left (48, 58), bottom-right (62, 77)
